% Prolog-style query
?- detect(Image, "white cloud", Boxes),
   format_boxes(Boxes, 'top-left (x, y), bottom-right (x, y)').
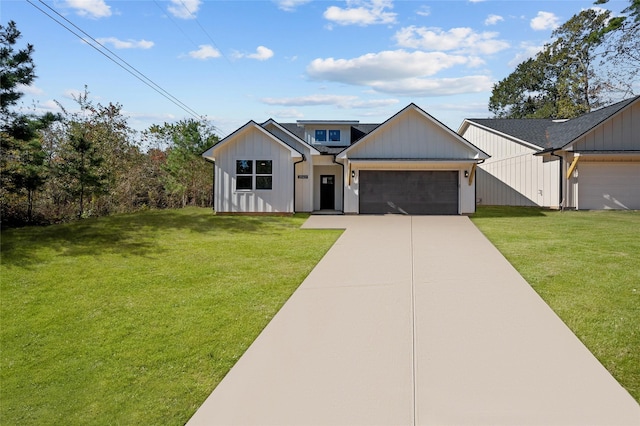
top-left (308, 50), bottom-right (469, 83)
top-left (249, 46), bottom-right (275, 61)
top-left (395, 26), bottom-right (509, 55)
top-left (234, 46), bottom-right (274, 61)
top-left (262, 94), bottom-right (359, 108)
top-left (306, 50), bottom-right (492, 97)
top-left (269, 108), bottom-right (305, 119)
top-left (63, 88), bottom-right (84, 100)
top-left (484, 14), bottom-right (504, 26)
top-left (274, 0), bottom-right (312, 12)
top-left (188, 45), bottom-right (221, 60)
top-left (17, 83), bottom-right (44, 96)
top-left (262, 95), bottom-right (399, 109)
top-left (368, 75), bottom-right (493, 97)
top-left (168, 0), bottom-right (202, 19)
top-left (530, 11), bottom-right (560, 31)
top-left (416, 6), bottom-right (431, 17)
top-left (64, 0), bottom-right (111, 18)
top-left (324, 0), bottom-right (397, 27)
top-left (40, 99), bottom-right (63, 112)
top-left (97, 37), bottom-right (154, 49)
top-left (508, 42), bottom-right (544, 67)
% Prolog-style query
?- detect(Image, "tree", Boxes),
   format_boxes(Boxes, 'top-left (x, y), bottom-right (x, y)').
top-left (550, 8), bottom-right (612, 115)
top-left (1, 20), bottom-right (35, 120)
top-left (2, 113), bottom-right (59, 222)
top-left (489, 52), bottom-right (560, 119)
top-left (146, 119), bottom-right (217, 208)
top-left (67, 89), bottom-right (143, 214)
top-left (490, 8), bottom-right (615, 119)
top-left (0, 20), bottom-right (53, 224)
top-left (596, 0), bottom-right (640, 100)
top-left (57, 121), bottom-right (107, 219)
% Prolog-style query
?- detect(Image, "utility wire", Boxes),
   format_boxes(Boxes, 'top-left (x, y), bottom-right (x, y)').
top-left (26, 0), bottom-right (207, 123)
top-left (176, 0), bottom-right (233, 65)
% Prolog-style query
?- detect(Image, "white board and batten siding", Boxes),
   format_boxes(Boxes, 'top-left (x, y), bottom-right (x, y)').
top-left (262, 122), bottom-right (315, 212)
top-left (571, 100), bottom-right (640, 151)
top-left (462, 124), bottom-right (560, 208)
top-left (343, 108), bottom-right (481, 214)
top-left (568, 100), bottom-right (640, 209)
top-left (347, 109), bottom-right (475, 160)
top-left (213, 127), bottom-right (298, 213)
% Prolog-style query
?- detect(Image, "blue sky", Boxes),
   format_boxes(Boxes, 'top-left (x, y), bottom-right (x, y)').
top-left (4, 0), bottom-right (629, 136)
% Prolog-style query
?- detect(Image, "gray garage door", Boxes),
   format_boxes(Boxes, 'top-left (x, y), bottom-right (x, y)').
top-left (359, 170), bottom-right (459, 215)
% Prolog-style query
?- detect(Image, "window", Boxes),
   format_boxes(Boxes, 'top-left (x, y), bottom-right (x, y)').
top-left (315, 129), bottom-right (327, 142)
top-left (329, 130), bottom-right (341, 142)
top-left (235, 160), bottom-right (272, 190)
top-left (236, 160), bottom-right (253, 190)
top-left (256, 160), bottom-right (272, 190)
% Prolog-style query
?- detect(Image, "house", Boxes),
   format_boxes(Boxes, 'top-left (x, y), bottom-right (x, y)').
top-left (202, 104), bottom-right (489, 215)
top-left (459, 96), bottom-right (640, 210)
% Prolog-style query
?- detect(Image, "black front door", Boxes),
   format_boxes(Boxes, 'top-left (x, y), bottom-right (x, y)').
top-left (320, 175), bottom-right (335, 210)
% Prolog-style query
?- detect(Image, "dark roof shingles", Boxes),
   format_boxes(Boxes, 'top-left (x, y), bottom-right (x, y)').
top-left (467, 96), bottom-right (639, 151)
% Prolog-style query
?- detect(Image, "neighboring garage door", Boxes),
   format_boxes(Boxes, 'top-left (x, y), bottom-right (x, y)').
top-left (359, 170), bottom-right (458, 214)
top-left (578, 162), bottom-right (640, 209)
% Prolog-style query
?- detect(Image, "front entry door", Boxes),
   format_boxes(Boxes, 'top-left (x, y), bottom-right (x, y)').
top-left (320, 175), bottom-right (335, 210)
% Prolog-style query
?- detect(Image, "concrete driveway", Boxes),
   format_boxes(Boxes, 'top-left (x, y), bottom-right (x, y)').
top-left (188, 215), bottom-right (639, 425)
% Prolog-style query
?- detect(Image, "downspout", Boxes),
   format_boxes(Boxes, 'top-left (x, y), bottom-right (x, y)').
top-left (204, 157), bottom-right (215, 211)
top-left (332, 155), bottom-right (345, 213)
top-left (550, 151), bottom-right (564, 211)
top-left (293, 155), bottom-right (306, 214)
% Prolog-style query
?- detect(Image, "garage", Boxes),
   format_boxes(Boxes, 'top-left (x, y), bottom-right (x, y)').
top-left (359, 170), bottom-right (459, 214)
top-left (578, 162), bottom-right (640, 210)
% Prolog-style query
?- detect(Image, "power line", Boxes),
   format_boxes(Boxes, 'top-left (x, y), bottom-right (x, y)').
top-left (26, 0), bottom-right (208, 124)
top-left (176, 0), bottom-right (232, 65)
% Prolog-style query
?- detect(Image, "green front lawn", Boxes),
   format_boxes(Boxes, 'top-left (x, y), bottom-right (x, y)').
top-left (2, 207), bottom-right (638, 425)
top-left (471, 206), bottom-right (640, 402)
top-left (0, 208), bottom-right (342, 425)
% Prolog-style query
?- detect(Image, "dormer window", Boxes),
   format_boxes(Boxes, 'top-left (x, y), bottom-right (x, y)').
top-left (329, 130), bottom-right (341, 142)
top-left (315, 130), bottom-right (327, 142)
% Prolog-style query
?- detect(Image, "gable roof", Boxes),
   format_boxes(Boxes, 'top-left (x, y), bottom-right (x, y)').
top-left (460, 118), bottom-right (554, 149)
top-left (463, 96), bottom-right (639, 152)
top-left (339, 103), bottom-right (489, 160)
top-left (202, 120), bottom-right (303, 161)
top-left (545, 96), bottom-right (639, 151)
top-left (261, 119), bottom-right (321, 156)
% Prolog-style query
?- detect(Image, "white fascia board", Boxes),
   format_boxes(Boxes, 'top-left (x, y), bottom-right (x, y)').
top-left (340, 104), bottom-right (490, 160)
top-left (202, 146), bottom-right (216, 161)
top-left (212, 121), bottom-right (303, 159)
top-left (263, 119), bottom-right (321, 156)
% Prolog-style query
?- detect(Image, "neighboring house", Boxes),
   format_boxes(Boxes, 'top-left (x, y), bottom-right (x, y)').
top-left (459, 96), bottom-right (640, 210)
top-left (202, 104), bottom-right (489, 215)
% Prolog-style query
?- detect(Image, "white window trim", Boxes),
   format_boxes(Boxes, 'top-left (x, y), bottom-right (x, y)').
top-left (235, 159), bottom-right (273, 192)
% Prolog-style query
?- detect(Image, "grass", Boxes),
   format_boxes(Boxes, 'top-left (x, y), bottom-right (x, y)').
top-left (2, 206), bottom-right (638, 424)
top-left (471, 206), bottom-right (640, 403)
top-left (0, 208), bottom-right (342, 425)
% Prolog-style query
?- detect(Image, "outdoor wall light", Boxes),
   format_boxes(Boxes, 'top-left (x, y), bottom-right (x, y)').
top-left (464, 170), bottom-right (469, 178)
top-left (352, 171), bottom-right (356, 178)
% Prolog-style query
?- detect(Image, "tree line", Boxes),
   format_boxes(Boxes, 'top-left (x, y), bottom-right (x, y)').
top-left (1, 21), bottom-right (218, 227)
top-left (490, 0), bottom-right (639, 119)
